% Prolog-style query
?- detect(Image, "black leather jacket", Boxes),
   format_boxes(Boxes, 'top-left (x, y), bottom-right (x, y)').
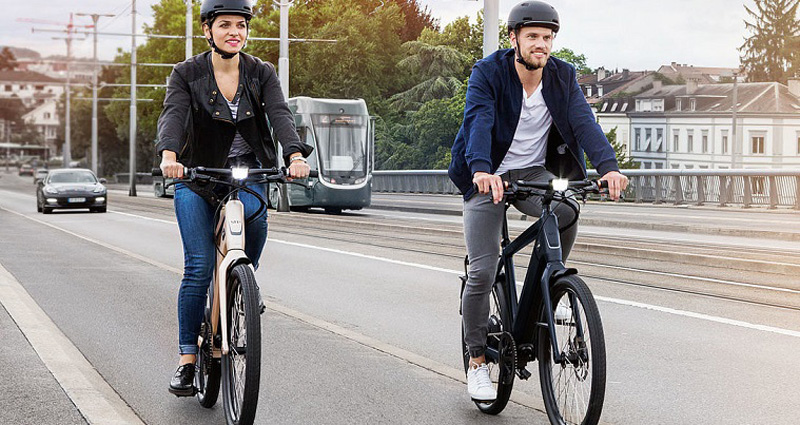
top-left (156, 51), bottom-right (312, 171)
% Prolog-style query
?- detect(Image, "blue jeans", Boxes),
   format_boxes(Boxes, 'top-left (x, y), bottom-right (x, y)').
top-left (174, 182), bottom-right (268, 355)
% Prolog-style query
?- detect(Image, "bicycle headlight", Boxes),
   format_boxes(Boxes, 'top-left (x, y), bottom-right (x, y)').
top-left (551, 178), bottom-right (569, 191)
top-left (231, 167), bottom-right (249, 180)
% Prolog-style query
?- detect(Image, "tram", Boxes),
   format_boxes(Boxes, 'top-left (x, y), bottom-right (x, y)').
top-left (272, 96), bottom-right (374, 213)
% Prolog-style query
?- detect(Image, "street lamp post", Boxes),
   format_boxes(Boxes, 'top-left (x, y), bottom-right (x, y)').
top-left (76, 13), bottom-right (114, 175)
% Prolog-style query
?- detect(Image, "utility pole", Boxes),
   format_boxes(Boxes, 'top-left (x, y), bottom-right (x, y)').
top-left (482, 0), bottom-right (499, 58)
top-left (276, 0), bottom-right (293, 211)
top-left (76, 13), bottom-right (114, 175)
top-left (185, 0), bottom-right (193, 60)
top-left (129, 0), bottom-right (138, 196)
top-left (731, 70), bottom-right (739, 168)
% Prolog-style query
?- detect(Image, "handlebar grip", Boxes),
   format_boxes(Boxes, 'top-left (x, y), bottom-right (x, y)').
top-left (597, 179), bottom-right (608, 189)
top-left (309, 170), bottom-right (319, 178)
top-left (152, 168), bottom-right (162, 177)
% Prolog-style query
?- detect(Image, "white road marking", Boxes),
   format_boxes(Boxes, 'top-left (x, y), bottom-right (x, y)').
top-left (0, 263), bottom-right (145, 425)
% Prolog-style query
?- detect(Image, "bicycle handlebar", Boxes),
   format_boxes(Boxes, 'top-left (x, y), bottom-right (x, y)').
top-left (151, 167), bottom-right (319, 182)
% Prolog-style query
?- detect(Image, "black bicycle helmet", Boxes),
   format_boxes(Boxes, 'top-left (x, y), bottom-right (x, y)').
top-left (507, 1), bottom-right (560, 34)
top-left (200, 0), bottom-right (253, 24)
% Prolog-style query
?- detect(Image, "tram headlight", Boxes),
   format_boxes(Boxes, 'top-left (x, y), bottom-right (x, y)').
top-left (231, 167), bottom-right (249, 180)
top-left (551, 178), bottom-right (569, 191)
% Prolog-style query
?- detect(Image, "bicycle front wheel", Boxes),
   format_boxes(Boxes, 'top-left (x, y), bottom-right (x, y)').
top-left (538, 275), bottom-right (606, 425)
top-left (221, 264), bottom-right (262, 425)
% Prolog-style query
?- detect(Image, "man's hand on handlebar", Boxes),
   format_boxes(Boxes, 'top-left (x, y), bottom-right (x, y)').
top-left (160, 150), bottom-right (185, 179)
top-left (473, 172), bottom-right (505, 204)
top-left (599, 171), bottom-right (628, 200)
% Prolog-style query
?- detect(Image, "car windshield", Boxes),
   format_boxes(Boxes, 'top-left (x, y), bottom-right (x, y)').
top-left (49, 171), bottom-right (97, 184)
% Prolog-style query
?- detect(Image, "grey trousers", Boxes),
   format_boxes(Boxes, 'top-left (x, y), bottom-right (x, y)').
top-left (462, 166), bottom-right (579, 358)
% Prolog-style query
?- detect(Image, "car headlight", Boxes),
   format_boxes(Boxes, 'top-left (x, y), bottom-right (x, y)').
top-left (44, 187), bottom-right (58, 194)
top-left (93, 185), bottom-right (105, 193)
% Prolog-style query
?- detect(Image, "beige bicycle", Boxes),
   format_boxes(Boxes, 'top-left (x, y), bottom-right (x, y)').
top-left (153, 166), bottom-right (313, 425)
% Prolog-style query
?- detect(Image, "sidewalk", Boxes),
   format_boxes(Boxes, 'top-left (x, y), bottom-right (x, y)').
top-left (0, 303), bottom-right (86, 425)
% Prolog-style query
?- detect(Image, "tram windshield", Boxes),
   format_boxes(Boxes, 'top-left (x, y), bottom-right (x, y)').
top-left (311, 114), bottom-right (368, 184)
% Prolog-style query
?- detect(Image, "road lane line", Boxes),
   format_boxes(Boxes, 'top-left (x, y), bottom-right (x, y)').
top-left (6, 206), bottom-right (799, 346)
top-left (0, 263), bottom-right (145, 425)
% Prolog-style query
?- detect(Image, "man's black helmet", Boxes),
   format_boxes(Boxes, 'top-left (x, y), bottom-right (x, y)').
top-left (507, 1), bottom-right (560, 34)
top-left (200, 0), bottom-right (253, 24)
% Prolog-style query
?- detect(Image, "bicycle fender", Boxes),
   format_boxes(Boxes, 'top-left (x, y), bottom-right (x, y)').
top-left (550, 267), bottom-right (578, 283)
top-left (218, 250), bottom-right (250, 355)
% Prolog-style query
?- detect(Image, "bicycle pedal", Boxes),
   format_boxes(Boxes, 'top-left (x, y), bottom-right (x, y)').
top-left (169, 387), bottom-right (197, 397)
top-left (516, 367), bottom-right (532, 380)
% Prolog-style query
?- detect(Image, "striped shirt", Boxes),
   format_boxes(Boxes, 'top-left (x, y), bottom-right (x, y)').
top-left (226, 96), bottom-right (253, 158)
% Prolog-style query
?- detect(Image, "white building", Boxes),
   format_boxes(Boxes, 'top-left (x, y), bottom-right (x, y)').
top-left (599, 79), bottom-right (800, 170)
top-left (21, 98), bottom-right (59, 154)
top-left (0, 70), bottom-right (64, 108)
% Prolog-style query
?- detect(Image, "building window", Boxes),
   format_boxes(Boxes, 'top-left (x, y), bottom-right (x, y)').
top-left (702, 131), bottom-right (709, 153)
top-left (621, 102), bottom-right (629, 111)
top-left (653, 99), bottom-right (664, 112)
top-left (656, 128), bottom-right (664, 152)
top-left (673, 131), bottom-right (679, 152)
top-left (676, 99), bottom-right (682, 111)
top-left (35, 85), bottom-right (44, 90)
top-left (645, 128), bottom-right (652, 151)
top-left (796, 132), bottom-right (800, 154)
top-left (44, 112), bottom-right (51, 119)
top-left (585, 85), bottom-right (592, 97)
top-left (601, 103), bottom-right (608, 112)
top-left (634, 128), bottom-right (641, 151)
top-left (687, 131), bottom-right (694, 152)
top-left (690, 98), bottom-right (696, 111)
top-left (722, 131), bottom-right (729, 154)
top-left (3, 85), bottom-right (10, 92)
top-left (752, 136), bottom-right (765, 154)
top-left (598, 86), bottom-right (604, 97)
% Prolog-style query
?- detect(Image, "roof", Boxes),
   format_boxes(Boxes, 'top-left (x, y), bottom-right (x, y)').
top-left (0, 70), bottom-right (62, 84)
top-left (634, 82), bottom-right (800, 114)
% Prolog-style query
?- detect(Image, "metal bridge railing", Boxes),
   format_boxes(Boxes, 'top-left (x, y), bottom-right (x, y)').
top-left (372, 169), bottom-right (800, 209)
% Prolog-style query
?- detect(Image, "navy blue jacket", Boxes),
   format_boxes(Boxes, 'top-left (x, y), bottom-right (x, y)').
top-left (448, 49), bottom-right (619, 199)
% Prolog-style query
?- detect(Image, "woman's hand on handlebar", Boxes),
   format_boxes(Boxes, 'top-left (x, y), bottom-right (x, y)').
top-left (473, 172), bottom-right (505, 204)
top-left (599, 171), bottom-right (628, 200)
top-left (287, 156), bottom-right (310, 181)
top-left (160, 151), bottom-right (185, 179)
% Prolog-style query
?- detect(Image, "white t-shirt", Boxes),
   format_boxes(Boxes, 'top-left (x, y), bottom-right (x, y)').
top-left (495, 83), bottom-right (552, 175)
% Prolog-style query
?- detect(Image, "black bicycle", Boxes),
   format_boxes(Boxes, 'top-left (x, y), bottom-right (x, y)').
top-left (154, 166), bottom-right (314, 425)
top-left (460, 179), bottom-right (608, 425)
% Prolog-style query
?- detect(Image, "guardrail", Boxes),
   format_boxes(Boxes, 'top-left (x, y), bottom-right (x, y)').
top-left (372, 169), bottom-right (800, 209)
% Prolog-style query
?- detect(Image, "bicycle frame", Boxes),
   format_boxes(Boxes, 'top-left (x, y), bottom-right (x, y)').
top-left (491, 194), bottom-right (580, 367)
top-left (206, 190), bottom-right (254, 358)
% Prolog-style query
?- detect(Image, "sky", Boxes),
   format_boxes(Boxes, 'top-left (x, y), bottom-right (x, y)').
top-left (1, 0), bottom-right (767, 72)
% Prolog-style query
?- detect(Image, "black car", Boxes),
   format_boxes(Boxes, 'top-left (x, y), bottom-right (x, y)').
top-left (36, 168), bottom-right (108, 214)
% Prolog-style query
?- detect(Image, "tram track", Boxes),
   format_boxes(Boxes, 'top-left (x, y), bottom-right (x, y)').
top-left (102, 190), bottom-right (800, 310)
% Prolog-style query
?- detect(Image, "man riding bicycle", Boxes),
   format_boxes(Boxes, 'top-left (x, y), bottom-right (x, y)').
top-left (156, 0), bottom-right (312, 396)
top-left (448, 0), bottom-right (629, 402)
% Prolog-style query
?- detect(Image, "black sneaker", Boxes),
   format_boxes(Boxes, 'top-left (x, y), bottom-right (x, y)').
top-left (169, 364), bottom-right (196, 397)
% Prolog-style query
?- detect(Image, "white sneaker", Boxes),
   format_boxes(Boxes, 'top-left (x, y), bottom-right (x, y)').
top-left (555, 301), bottom-right (573, 324)
top-left (467, 363), bottom-right (497, 401)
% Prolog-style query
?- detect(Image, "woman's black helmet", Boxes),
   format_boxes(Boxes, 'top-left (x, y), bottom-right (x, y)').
top-left (200, 0), bottom-right (253, 24)
top-left (507, 1), bottom-right (560, 34)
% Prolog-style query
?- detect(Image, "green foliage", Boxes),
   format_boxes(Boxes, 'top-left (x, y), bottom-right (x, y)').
top-left (551, 48), bottom-right (591, 75)
top-left (0, 47), bottom-right (15, 71)
top-left (389, 41), bottom-right (469, 110)
top-left (740, 0), bottom-right (800, 83)
top-left (585, 127), bottom-right (638, 170)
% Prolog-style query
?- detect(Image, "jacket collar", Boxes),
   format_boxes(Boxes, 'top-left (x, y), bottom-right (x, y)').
top-left (202, 51), bottom-right (255, 124)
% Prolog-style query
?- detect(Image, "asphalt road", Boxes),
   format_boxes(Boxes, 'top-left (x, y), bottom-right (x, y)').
top-left (1, 172), bottom-right (799, 425)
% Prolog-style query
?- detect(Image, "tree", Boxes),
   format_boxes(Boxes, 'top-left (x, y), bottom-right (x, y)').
top-left (585, 127), bottom-right (638, 170)
top-left (552, 48), bottom-right (591, 75)
top-left (389, 41), bottom-right (469, 111)
top-left (0, 47), bottom-right (15, 70)
top-left (740, 0), bottom-right (800, 83)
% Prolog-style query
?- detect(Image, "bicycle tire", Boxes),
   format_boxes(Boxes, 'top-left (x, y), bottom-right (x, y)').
top-left (195, 308), bottom-right (221, 408)
top-left (221, 264), bottom-right (262, 425)
top-left (538, 275), bottom-right (606, 425)
top-left (461, 280), bottom-right (514, 415)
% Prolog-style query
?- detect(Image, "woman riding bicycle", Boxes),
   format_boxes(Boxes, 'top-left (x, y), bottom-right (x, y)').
top-left (156, 0), bottom-right (311, 396)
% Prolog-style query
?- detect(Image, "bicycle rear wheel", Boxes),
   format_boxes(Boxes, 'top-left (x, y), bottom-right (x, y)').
top-left (538, 275), bottom-right (606, 425)
top-left (461, 280), bottom-right (514, 415)
top-left (221, 264), bottom-right (262, 425)
top-left (195, 309), bottom-right (221, 408)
